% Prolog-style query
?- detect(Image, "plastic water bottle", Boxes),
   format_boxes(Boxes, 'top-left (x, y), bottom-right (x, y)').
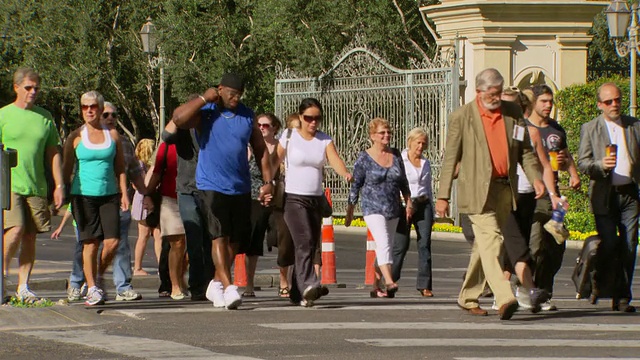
top-left (544, 196), bottom-right (570, 244)
top-left (551, 196), bottom-right (567, 223)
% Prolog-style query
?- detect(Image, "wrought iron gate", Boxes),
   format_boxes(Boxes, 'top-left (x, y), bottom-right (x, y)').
top-left (274, 40), bottom-right (460, 216)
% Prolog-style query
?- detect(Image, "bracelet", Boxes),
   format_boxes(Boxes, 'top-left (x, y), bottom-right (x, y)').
top-left (198, 95), bottom-right (207, 104)
top-left (55, 184), bottom-right (64, 189)
top-left (263, 180), bottom-right (276, 186)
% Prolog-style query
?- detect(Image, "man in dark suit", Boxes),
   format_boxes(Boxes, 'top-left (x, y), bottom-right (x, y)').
top-left (436, 68), bottom-right (546, 320)
top-left (577, 82), bottom-right (639, 313)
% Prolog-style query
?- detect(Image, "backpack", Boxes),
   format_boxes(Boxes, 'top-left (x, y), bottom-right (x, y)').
top-left (571, 235), bottom-right (600, 299)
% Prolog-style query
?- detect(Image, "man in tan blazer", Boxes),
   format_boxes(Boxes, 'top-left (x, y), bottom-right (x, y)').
top-left (436, 68), bottom-right (545, 320)
top-left (577, 82), bottom-right (640, 313)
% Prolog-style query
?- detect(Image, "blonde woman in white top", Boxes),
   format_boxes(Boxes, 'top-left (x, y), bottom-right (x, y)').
top-left (391, 127), bottom-right (435, 297)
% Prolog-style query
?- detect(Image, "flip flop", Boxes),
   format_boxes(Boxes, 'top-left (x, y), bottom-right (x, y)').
top-left (242, 291), bottom-right (256, 298)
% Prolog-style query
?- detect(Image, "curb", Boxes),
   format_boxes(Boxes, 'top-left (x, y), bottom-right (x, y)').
top-left (7, 274), bottom-right (280, 294)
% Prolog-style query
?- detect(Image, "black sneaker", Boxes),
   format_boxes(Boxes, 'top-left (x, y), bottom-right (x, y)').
top-left (529, 288), bottom-right (550, 313)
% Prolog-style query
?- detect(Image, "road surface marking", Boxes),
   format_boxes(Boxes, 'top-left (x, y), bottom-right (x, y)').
top-left (21, 329), bottom-right (262, 360)
top-left (346, 338), bottom-right (640, 348)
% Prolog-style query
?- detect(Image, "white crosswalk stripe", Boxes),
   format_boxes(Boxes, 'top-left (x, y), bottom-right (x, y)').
top-left (21, 330), bottom-right (262, 360)
top-left (346, 338), bottom-right (640, 348)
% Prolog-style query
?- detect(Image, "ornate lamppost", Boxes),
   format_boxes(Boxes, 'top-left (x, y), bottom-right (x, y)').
top-left (139, 18), bottom-right (166, 132)
top-left (605, 1), bottom-right (638, 116)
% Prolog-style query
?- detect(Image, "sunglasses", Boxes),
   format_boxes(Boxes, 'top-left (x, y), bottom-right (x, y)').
top-left (376, 130), bottom-right (392, 135)
top-left (257, 123), bottom-right (271, 129)
top-left (102, 112), bottom-right (118, 119)
top-left (81, 104), bottom-right (99, 111)
top-left (302, 115), bottom-right (322, 122)
top-left (602, 97), bottom-right (622, 106)
top-left (24, 85), bottom-right (41, 92)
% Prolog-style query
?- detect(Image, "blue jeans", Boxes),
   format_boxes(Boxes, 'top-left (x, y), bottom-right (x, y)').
top-left (392, 201), bottom-right (434, 290)
top-left (594, 185), bottom-right (639, 300)
top-left (69, 209), bottom-right (132, 293)
top-left (69, 227), bottom-right (84, 289)
top-left (112, 209), bottom-right (133, 293)
top-left (178, 192), bottom-right (214, 295)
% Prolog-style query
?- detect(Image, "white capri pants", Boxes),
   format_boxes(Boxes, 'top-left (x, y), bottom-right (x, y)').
top-left (363, 214), bottom-right (399, 266)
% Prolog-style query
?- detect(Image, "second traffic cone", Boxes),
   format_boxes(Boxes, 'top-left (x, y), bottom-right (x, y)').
top-left (321, 188), bottom-right (337, 285)
top-left (364, 229), bottom-right (376, 285)
top-left (233, 253), bottom-right (247, 287)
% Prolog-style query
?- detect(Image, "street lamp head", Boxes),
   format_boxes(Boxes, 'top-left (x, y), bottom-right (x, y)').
top-left (605, 0), bottom-right (631, 39)
top-left (139, 17), bottom-right (158, 54)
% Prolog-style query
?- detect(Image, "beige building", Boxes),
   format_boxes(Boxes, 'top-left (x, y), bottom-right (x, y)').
top-left (421, 0), bottom-right (609, 103)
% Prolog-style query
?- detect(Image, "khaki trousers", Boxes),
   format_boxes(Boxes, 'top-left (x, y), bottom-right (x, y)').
top-left (458, 182), bottom-right (517, 309)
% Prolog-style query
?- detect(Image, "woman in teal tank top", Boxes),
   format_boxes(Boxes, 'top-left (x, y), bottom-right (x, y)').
top-left (62, 91), bottom-right (129, 306)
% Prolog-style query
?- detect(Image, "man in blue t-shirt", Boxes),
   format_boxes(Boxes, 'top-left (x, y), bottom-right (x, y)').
top-left (172, 73), bottom-right (274, 310)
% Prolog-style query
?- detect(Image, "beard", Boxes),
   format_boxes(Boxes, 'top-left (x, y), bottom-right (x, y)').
top-left (481, 99), bottom-right (501, 111)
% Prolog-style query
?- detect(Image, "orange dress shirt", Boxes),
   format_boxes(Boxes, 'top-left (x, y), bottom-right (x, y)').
top-left (477, 98), bottom-right (509, 178)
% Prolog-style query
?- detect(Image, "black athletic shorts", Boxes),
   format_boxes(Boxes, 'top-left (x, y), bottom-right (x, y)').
top-left (197, 190), bottom-right (251, 244)
top-left (71, 194), bottom-right (120, 242)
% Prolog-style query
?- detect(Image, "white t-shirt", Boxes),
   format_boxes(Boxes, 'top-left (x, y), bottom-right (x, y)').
top-left (280, 129), bottom-right (332, 196)
top-left (401, 149), bottom-right (432, 199)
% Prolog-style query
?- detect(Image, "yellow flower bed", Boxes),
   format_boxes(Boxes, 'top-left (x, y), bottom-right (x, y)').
top-left (332, 217), bottom-right (594, 241)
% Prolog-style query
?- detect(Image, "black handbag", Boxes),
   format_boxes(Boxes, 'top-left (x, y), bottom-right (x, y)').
top-left (320, 194), bottom-right (332, 218)
top-left (144, 143), bottom-right (168, 228)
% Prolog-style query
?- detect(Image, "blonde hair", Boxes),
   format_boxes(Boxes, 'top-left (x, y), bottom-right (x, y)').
top-left (286, 112), bottom-right (300, 129)
top-left (368, 117), bottom-right (390, 135)
top-left (406, 127), bottom-right (427, 147)
top-left (135, 139), bottom-right (155, 167)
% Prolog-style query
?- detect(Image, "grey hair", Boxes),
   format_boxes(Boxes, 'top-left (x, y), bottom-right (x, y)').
top-left (13, 67), bottom-right (40, 85)
top-left (103, 101), bottom-right (117, 110)
top-left (406, 127), bottom-right (427, 147)
top-left (80, 91), bottom-right (104, 109)
top-left (475, 68), bottom-right (504, 91)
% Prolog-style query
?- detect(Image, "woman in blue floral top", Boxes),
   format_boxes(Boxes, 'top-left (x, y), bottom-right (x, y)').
top-left (346, 118), bottom-right (412, 298)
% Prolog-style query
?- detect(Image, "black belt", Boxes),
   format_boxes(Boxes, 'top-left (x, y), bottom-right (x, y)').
top-left (612, 183), bottom-right (637, 193)
top-left (493, 177), bottom-right (510, 185)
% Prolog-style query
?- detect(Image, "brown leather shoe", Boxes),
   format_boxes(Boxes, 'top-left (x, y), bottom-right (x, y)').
top-left (458, 304), bottom-right (488, 316)
top-left (498, 300), bottom-right (519, 320)
top-left (419, 289), bottom-right (434, 297)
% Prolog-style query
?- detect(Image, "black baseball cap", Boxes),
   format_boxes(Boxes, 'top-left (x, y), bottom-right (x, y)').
top-left (218, 73), bottom-right (245, 92)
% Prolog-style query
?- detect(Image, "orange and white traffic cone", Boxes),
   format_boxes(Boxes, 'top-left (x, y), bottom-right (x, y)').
top-left (233, 254), bottom-right (247, 287)
top-left (364, 229), bottom-right (376, 285)
top-left (321, 187), bottom-right (337, 285)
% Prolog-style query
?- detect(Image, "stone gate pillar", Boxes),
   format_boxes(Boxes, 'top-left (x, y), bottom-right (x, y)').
top-left (422, 0), bottom-right (608, 102)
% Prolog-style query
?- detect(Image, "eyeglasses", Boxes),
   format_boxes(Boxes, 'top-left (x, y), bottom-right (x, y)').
top-left (102, 112), bottom-right (118, 119)
top-left (223, 87), bottom-right (243, 100)
top-left (376, 130), bottom-right (392, 135)
top-left (24, 85), bottom-right (40, 92)
top-left (302, 115), bottom-right (322, 122)
top-left (81, 104), bottom-right (99, 111)
top-left (602, 97), bottom-right (622, 106)
top-left (257, 123), bottom-right (271, 129)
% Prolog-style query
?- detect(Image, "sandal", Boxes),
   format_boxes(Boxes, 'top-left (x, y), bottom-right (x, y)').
top-left (370, 288), bottom-right (388, 298)
top-left (385, 284), bottom-right (399, 299)
top-left (158, 291), bottom-right (170, 298)
top-left (278, 287), bottom-right (290, 298)
top-left (242, 291), bottom-right (256, 298)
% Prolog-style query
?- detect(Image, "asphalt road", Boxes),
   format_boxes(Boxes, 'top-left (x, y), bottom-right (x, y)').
top-left (1, 215), bottom-right (639, 360)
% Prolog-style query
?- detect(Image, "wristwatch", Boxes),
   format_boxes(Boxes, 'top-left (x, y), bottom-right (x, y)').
top-left (263, 180), bottom-right (276, 186)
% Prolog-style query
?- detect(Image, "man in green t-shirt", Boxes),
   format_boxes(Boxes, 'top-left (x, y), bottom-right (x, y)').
top-left (0, 68), bottom-right (63, 302)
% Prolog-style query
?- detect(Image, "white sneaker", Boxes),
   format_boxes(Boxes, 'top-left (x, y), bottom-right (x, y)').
top-left (491, 298), bottom-right (500, 311)
top-left (223, 285), bottom-right (242, 310)
top-left (206, 281), bottom-right (225, 308)
top-left (541, 300), bottom-right (558, 311)
top-left (116, 288), bottom-right (143, 301)
top-left (515, 287), bottom-right (533, 310)
top-left (16, 286), bottom-right (38, 303)
top-left (67, 287), bottom-right (83, 302)
top-left (85, 287), bottom-right (105, 306)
